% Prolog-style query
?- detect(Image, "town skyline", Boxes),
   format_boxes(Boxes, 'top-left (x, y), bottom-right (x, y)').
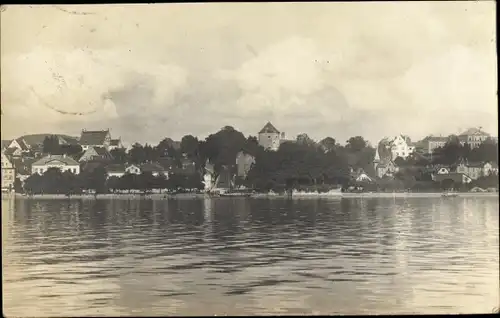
top-left (1, 123), bottom-right (498, 150)
top-left (1, 3), bottom-right (497, 145)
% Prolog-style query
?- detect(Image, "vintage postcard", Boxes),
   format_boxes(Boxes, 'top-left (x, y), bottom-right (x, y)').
top-left (1, 2), bottom-right (498, 316)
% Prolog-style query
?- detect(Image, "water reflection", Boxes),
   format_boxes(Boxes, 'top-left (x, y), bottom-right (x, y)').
top-left (2, 196), bottom-right (499, 316)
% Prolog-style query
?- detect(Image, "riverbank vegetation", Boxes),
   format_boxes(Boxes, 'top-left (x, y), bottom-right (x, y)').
top-left (17, 127), bottom-right (499, 195)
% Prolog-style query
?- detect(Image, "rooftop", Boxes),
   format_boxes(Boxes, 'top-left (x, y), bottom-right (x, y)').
top-left (79, 130), bottom-right (110, 146)
top-left (33, 155), bottom-right (79, 166)
top-left (459, 127), bottom-right (490, 137)
top-left (259, 122), bottom-right (280, 134)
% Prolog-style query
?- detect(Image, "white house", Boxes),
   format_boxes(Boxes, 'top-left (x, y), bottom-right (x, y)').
top-left (258, 122), bottom-right (285, 151)
top-left (125, 164), bottom-right (141, 175)
top-left (387, 135), bottom-right (415, 160)
top-left (458, 127), bottom-right (491, 148)
top-left (483, 162), bottom-right (499, 176)
top-left (31, 154), bottom-right (80, 175)
top-left (106, 164), bottom-right (127, 178)
top-left (437, 167), bottom-right (450, 175)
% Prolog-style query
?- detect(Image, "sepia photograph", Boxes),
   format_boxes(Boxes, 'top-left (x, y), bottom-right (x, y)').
top-left (1, 2), bottom-right (498, 316)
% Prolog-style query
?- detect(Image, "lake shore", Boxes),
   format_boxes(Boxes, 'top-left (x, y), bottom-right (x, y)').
top-left (3, 191), bottom-right (498, 200)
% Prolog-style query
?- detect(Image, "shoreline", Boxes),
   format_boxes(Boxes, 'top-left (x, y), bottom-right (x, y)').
top-left (2, 192), bottom-right (498, 200)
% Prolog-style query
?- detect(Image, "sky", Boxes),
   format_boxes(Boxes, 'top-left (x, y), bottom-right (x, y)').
top-left (0, 2), bottom-right (497, 147)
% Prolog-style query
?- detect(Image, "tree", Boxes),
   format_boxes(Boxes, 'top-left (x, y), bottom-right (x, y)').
top-left (110, 148), bottom-right (128, 164)
top-left (346, 136), bottom-right (368, 152)
top-left (81, 166), bottom-right (108, 195)
top-left (128, 143), bottom-right (147, 164)
top-left (43, 135), bottom-right (60, 154)
top-left (202, 126), bottom-right (247, 171)
top-left (180, 135), bottom-right (199, 159)
top-left (319, 137), bottom-right (337, 152)
top-left (13, 178), bottom-right (23, 193)
top-left (296, 133), bottom-right (315, 146)
top-left (137, 171), bottom-right (155, 194)
top-left (24, 173), bottom-right (43, 194)
top-left (469, 138), bottom-right (498, 163)
top-left (156, 138), bottom-right (180, 158)
top-left (60, 144), bottom-right (83, 159)
top-left (106, 176), bottom-right (121, 193)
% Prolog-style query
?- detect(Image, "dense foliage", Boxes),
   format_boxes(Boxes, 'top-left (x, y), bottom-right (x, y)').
top-left (23, 128), bottom-right (497, 194)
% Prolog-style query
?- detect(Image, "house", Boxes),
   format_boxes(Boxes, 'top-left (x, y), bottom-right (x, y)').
top-left (125, 164), bottom-right (142, 175)
top-left (434, 172), bottom-right (472, 185)
top-left (79, 146), bottom-right (114, 162)
top-left (106, 164), bottom-right (127, 178)
top-left (421, 136), bottom-right (449, 154)
top-left (436, 167), bottom-right (450, 175)
top-left (139, 162), bottom-right (168, 177)
top-left (258, 122), bottom-right (285, 151)
top-left (7, 138), bottom-right (30, 153)
top-left (31, 154), bottom-right (80, 175)
top-left (79, 129), bottom-right (112, 151)
top-left (458, 127), bottom-right (491, 148)
top-left (109, 138), bottom-right (124, 151)
top-left (483, 162), bottom-right (499, 176)
top-left (373, 141), bottom-right (398, 178)
top-left (456, 161), bottom-right (499, 180)
top-left (455, 162), bottom-right (483, 180)
top-left (235, 151), bottom-right (255, 178)
top-left (4, 147), bottom-right (23, 159)
top-left (384, 135), bottom-right (415, 160)
top-left (350, 168), bottom-right (373, 183)
top-left (1, 152), bottom-right (16, 192)
top-left (375, 161), bottom-right (398, 179)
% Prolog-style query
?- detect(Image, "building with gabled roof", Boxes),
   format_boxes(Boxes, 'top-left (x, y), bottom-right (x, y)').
top-left (31, 154), bottom-right (80, 175)
top-left (79, 146), bottom-right (114, 162)
top-left (109, 138), bottom-right (124, 150)
top-left (458, 127), bottom-right (491, 148)
top-left (7, 138), bottom-right (30, 152)
top-left (258, 122), bottom-right (285, 151)
top-left (79, 129), bottom-right (112, 151)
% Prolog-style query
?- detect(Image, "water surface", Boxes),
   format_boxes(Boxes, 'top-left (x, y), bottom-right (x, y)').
top-left (2, 196), bottom-right (499, 315)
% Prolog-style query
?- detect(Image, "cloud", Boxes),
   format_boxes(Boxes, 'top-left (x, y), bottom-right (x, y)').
top-left (0, 2), bottom-right (496, 146)
top-left (1, 46), bottom-right (188, 137)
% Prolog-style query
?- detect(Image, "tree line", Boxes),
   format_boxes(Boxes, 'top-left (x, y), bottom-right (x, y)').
top-left (30, 128), bottom-right (498, 194)
top-left (22, 167), bottom-right (203, 196)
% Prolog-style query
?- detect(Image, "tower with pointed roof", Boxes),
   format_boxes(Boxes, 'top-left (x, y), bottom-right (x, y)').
top-left (258, 122), bottom-right (283, 151)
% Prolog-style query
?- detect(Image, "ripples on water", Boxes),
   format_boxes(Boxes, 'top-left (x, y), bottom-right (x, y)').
top-left (2, 196), bottom-right (499, 316)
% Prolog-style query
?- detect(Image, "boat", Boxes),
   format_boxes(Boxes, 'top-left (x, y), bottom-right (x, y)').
top-left (219, 192), bottom-right (252, 197)
top-left (442, 192), bottom-right (459, 198)
top-left (292, 187), bottom-right (343, 197)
